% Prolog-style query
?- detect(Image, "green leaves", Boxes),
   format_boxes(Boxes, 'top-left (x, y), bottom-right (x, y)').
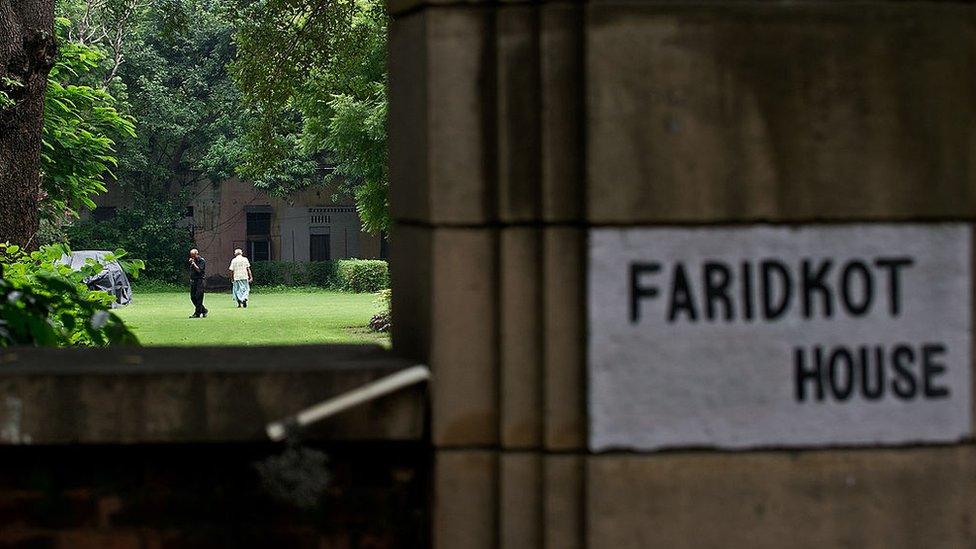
top-left (65, 200), bottom-right (193, 284)
top-left (230, 0), bottom-right (390, 233)
top-left (41, 18), bottom-right (137, 222)
top-left (0, 243), bottom-right (141, 347)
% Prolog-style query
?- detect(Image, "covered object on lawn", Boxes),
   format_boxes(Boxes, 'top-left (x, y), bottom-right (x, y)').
top-left (61, 251), bottom-right (133, 308)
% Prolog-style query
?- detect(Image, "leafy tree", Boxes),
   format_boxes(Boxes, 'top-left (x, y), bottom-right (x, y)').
top-left (41, 17), bottom-right (136, 221)
top-left (229, 0), bottom-right (390, 233)
top-left (66, 199), bottom-right (193, 283)
top-left (53, 0), bottom-right (245, 204)
top-left (111, 0), bottom-right (246, 200)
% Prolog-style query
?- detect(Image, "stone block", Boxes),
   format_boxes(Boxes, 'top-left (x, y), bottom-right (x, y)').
top-left (497, 5), bottom-right (542, 222)
top-left (389, 7), bottom-right (496, 225)
top-left (587, 3), bottom-right (976, 223)
top-left (430, 227), bottom-right (499, 446)
top-left (500, 452), bottom-right (543, 548)
top-left (542, 227), bottom-right (585, 450)
top-left (391, 224), bottom-right (433, 363)
top-left (392, 225), bottom-right (499, 446)
top-left (543, 454), bottom-right (583, 549)
top-left (540, 2), bottom-right (584, 222)
top-left (587, 446), bottom-right (976, 548)
top-left (434, 450), bottom-right (498, 549)
top-left (386, 0), bottom-right (488, 18)
top-left (500, 227), bottom-right (543, 448)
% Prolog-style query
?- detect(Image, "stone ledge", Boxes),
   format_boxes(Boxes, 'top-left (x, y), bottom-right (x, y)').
top-left (588, 445), bottom-right (976, 548)
top-left (0, 346), bottom-right (426, 445)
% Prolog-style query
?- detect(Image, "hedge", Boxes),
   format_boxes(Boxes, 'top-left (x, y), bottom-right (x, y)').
top-left (249, 260), bottom-right (389, 293)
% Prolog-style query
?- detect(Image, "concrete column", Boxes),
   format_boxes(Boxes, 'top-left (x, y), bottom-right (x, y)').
top-left (389, 1), bottom-right (976, 548)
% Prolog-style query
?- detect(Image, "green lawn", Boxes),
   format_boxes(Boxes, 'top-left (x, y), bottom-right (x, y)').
top-left (114, 290), bottom-right (389, 346)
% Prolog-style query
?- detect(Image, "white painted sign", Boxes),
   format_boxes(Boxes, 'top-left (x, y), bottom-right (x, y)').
top-left (588, 224), bottom-right (973, 451)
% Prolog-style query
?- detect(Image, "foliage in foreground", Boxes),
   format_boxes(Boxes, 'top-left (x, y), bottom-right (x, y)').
top-left (0, 243), bottom-right (142, 347)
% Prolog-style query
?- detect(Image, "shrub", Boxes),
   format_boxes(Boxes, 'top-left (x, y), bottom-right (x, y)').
top-left (336, 259), bottom-right (389, 293)
top-left (369, 289), bottom-right (391, 333)
top-left (66, 201), bottom-right (193, 284)
top-left (0, 242), bottom-right (142, 347)
top-left (248, 260), bottom-right (387, 292)
top-left (306, 261), bottom-right (340, 287)
top-left (250, 261), bottom-right (310, 286)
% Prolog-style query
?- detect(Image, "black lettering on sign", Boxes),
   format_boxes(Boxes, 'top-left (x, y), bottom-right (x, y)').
top-left (860, 346), bottom-right (885, 400)
top-left (741, 261), bottom-right (755, 322)
top-left (629, 262), bottom-right (661, 324)
top-left (795, 346), bottom-right (824, 402)
top-left (840, 261), bottom-right (874, 316)
top-left (874, 257), bottom-right (914, 317)
top-left (890, 344), bottom-right (917, 400)
top-left (632, 255), bottom-right (917, 323)
top-left (703, 261), bottom-right (734, 321)
top-left (801, 259), bottom-right (833, 319)
top-left (668, 263), bottom-right (698, 322)
top-left (793, 343), bottom-right (951, 403)
top-left (922, 343), bottom-right (950, 398)
top-left (761, 260), bottom-right (792, 321)
top-left (827, 347), bottom-right (855, 401)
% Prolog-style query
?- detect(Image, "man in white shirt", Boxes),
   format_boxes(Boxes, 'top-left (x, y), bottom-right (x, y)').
top-left (228, 249), bottom-right (253, 308)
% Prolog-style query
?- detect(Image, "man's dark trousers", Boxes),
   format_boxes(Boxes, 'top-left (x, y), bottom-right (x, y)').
top-left (190, 278), bottom-right (207, 317)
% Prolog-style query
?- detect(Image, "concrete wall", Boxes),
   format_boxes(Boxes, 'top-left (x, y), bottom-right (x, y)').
top-left (0, 346), bottom-right (428, 547)
top-left (0, 442), bottom-right (428, 548)
top-left (387, 1), bottom-right (976, 547)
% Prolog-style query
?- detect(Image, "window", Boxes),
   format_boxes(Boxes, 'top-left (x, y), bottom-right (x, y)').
top-left (246, 212), bottom-right (271, 236)
top-left (246, 211), bottom-right (272, 261)
top-left (310, 234), bottom-right (331, 261)
top-left (248, 240), bottom-right (271, 262)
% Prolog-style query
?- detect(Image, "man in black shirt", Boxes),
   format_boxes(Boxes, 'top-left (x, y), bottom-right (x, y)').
top-left (189, 248), bottom-right (208, 318)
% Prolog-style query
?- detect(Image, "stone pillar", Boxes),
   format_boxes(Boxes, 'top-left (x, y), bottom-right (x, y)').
top-left (389, 1), bottom-right (976, 547)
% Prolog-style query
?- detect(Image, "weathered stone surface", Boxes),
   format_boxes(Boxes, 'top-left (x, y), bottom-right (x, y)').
top-left (0, 347), bottom-right (425, 444)
top-left (434, 450), bottom-right (498, 549)
top-left (500, 452), bottom-right (542, 548)
top-left (588, 446), bottom-right (976, 548)
top-left (497, 5), bottom-right (542, 222)
top-left (389, 7), bottom-right (496, 225)
top-left (430, 228), bottom-right (499, 446)
top-left (392, 225), bottom-right (499, 446)
top-left (501, 228), bottom-right (543, 448)
top-left (387, 0), bottom-right (488, 18)
top-left (544, 454), bottom-right (583, 549)
top-left (543, 227), bottom-right (585, 450)
top-left (541, 2), bottom-right (584, 222)
top-left (587, 3), bottom-right (976, 223)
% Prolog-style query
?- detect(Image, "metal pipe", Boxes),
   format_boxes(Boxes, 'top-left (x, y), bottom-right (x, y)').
top-left (266, 365), bottom-right (431, 441)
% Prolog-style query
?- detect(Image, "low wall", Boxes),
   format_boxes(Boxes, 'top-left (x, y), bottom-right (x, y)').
top-left (0, 345), bottom-right (430, 547)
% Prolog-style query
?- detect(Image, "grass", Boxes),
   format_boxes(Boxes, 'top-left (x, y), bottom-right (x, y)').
top-left (114, 289), bottom-right (389, 347)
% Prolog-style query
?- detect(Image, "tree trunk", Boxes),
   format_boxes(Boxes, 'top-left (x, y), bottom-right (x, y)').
top-left (0, 0), bottom-right (56, 249)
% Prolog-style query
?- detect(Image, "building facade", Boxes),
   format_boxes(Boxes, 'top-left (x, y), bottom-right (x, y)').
top-left (91, 177), bottom-right (386, 267)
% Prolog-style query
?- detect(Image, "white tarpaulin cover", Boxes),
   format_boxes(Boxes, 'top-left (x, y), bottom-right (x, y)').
top-left (61, 251), bottom-right (133, 308)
